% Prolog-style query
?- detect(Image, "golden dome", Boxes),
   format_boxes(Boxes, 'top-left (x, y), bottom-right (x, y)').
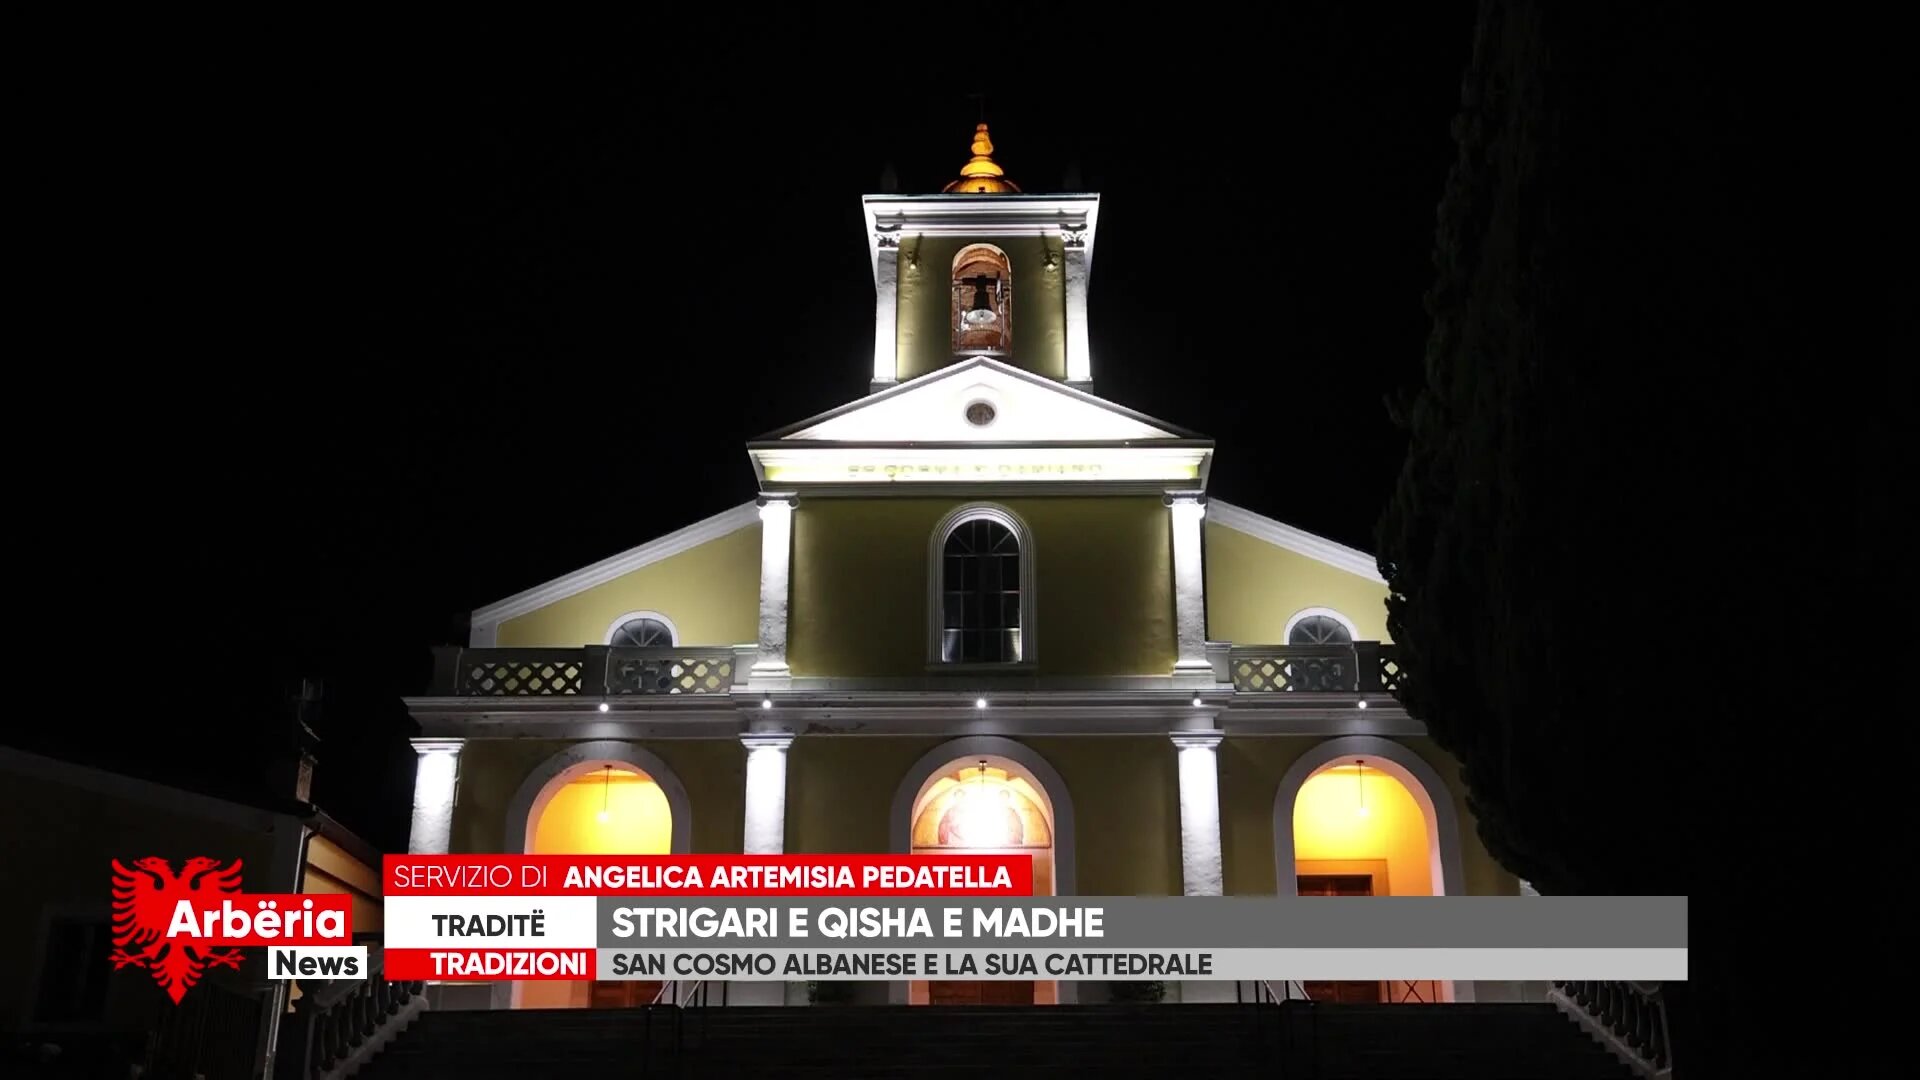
top-left (942, 123), bottom-right (1021, 193)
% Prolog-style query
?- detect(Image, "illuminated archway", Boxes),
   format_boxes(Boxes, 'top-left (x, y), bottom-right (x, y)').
top-left (889, 736), bottom-right (1075, 1005)
top-left (497, 742), bottom-right (691, 1010)
top-left (1273, 736), bottom-right (1468, 1003)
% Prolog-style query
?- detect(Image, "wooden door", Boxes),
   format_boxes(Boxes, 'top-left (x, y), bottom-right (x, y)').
top-left (927, 981), bottom-right (1035, 1006)
top-left (1297, 874), bottom-right (1382, 1004)
top-left (589, 980), bottom-right (662, 1008)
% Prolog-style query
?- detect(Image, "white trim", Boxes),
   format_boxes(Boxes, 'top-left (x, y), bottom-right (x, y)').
top-left (927, 502), bottom-right (1037, 667)
top-left (1271, 735), bottom-right (1472, 1002)
top-left (862, 194), bottom-right (1101, 285)
top-left (756, 356), bottom-right (1205, 443)
top-left (471, 503), bottom-right (760, 626)
top-left (604, 610), bottom-right (680, 647)
top-left (887, 736), bottom-right (1077, 1005)
top-left (873, 244), bottom-right (899, 385)
top-left (1283, 606), bottom-right (1360, 644)
top-left (1207, 500), bottom-right (1385, 583)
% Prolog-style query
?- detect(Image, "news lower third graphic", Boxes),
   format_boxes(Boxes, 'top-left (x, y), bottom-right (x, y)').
top-left (112, 853), bottom-right (1686, 1004)
top-left (377, 855), bottom-right (1688, 985)
top-left (111, 857), bottom-right (364, 1004)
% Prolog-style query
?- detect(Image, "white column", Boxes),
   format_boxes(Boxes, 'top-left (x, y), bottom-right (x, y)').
top-left (872, 240), bottom-right (899, 388)
top-left (1166, 492), bottom-right (1211, 672)
top-left (1063, 232), bottom-right (1091, 383)
top-left (751, 495), bottom-right (797, 681)
top-left (1171, 732), bottom-right (1225, 895)
top-left (407, 739), bottom-right (464, 854)
top-left (741, 735), bottom-right (794, 854)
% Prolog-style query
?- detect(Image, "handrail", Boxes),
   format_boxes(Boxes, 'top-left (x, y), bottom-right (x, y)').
top-left (1244, 979), bottom-right (1312, 1005)
top-left (1550, 980), bottom-right (1673, 1078)
top-left (1228, 642), bottom-right (1400, 694)
top-left (273, 945), bottom-right (427, 1080)
top-left (433, 645), bottom-right (739, 697)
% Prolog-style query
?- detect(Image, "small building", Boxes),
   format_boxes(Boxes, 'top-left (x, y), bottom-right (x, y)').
top-left (1, 732), bottom-right (384, 1078)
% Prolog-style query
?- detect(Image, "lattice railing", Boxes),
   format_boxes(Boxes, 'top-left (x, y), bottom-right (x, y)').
top-left (437, 646), bottom-right (739, 697)
top-left (459, 651), bottom-right (586, 696)
top-left (1229, 643), bottom-right (1399, 694)
top-left (608, 649), bottom-right (734, 695)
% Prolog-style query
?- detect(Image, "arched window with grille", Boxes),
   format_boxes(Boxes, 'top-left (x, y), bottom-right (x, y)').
top-left (1282, 607), bottom-right (1358, 691)
top-left (606, 612), bottom-right (678, 648)
top-left (1285, 609), bottom-right (1356, 646)
top-left (930, 504), bottom-right (1034, 664)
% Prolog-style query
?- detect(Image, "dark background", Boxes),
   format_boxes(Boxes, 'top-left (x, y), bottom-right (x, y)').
top-left (17, 9), bottom-right (1481, 852)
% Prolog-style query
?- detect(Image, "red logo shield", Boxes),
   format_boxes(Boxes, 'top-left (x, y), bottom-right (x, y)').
top-left (111, 857), bottom-right (247, 1004)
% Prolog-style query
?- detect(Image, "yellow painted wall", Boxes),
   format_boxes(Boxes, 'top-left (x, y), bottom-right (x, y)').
top-left (1024, 737), bottom-right (1182, 896)
top-left (303, 835), bottom-right (382, 933)
top-left (787, 738), bottom-right (944, 855)
top-left (449, 740), bottom-right (744, 855)
top-left (897, 235), bottom-right (1067, 381)
top-left (1204, 522), bottom-right (1392, 644)
top-left (531, 770), bottom-right (673, 855)
top-left (1217, 736), bottom-right (1517, 898)
top-left (790, 497), bottom-right (1174, 677)
top-left (496, 523), bottom-right (762, 647)
top-left (1293, 767), bottom-right (1431, 896)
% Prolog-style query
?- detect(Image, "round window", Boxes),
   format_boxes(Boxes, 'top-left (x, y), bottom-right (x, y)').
top-left (965, 400), bottom-right (998, 427)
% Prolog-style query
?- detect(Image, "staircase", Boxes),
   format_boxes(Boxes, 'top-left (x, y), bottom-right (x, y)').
top-left (352, 1002), bottom-right (1638, 1079)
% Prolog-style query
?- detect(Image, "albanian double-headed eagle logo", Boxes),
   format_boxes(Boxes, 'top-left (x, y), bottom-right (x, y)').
top-left (111, 856), bottom-right (247, 1004)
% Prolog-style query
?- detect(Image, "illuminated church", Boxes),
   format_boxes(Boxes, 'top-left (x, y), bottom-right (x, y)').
top-left (405, 125), bottom-right (1532, 1011)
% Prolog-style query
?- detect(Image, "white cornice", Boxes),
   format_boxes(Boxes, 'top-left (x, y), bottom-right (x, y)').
top-left (1207, 501), bottom-right (1386, 584)
top-left (470, 502), bottom-right (760, 631)
top-left (755, 357), bottom-right (1203, 442)
top-left (862, 194), bottom-right (1101, 284)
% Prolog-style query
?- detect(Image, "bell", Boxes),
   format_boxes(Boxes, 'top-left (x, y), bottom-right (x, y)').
top-left (963, 277), bottom-right (998, 328)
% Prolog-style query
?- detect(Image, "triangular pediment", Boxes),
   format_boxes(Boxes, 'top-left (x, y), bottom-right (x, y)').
top-left (748, 359), bottom-right (1211, 492)
top-left (759, 357), bottom-right (1203, 444)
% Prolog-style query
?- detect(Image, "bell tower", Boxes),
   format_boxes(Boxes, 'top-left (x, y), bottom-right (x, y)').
top-left (863, 125), bottom-right (1099, 393)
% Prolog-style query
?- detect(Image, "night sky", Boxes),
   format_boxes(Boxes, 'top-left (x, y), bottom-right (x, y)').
top-left (19, 9), bottom-right (1478, 851)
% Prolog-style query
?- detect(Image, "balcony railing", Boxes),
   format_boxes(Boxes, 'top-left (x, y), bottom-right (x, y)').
top-left (1228, 642), bottom-right (1402, 694)
top-left (425, 644), bottom-right (1399, 698)
top-left (429, 646), bottom-right (742, 697)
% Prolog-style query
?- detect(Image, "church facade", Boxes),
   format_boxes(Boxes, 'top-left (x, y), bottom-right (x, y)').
top-left (403, 126), bottom-right (1526, 1010)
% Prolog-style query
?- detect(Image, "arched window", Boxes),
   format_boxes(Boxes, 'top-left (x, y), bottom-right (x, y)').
top-left (952, 244), bottom-right (1012, 356)
top-left (1285, 608), bottom-right (1357, 645)
top-left (606, 612), bottom-right (677, 648)
top-left (931, 505), bottom-right (1033, 664)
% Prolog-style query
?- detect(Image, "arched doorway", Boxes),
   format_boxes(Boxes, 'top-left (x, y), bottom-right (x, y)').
top-left (890, 736), bottom-right (1075, 1006)
top-left (501, 742), bottom-right (691, 1010)
top-left (1273, 736), bottom-right (1467, 1004)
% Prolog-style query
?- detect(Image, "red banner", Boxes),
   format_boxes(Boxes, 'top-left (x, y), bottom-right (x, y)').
top-left (385, 948), bottom-right (595, 981)
top-left (385, 854), bottom-right (1033, 896)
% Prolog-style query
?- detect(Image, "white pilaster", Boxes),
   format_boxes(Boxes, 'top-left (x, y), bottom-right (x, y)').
top-left (873, 240), bottom-right (900, 389)
top-left (751, 495), bottom-right (797, 682)
top-left (741, 734), bottom-right (795, 855)
top-left (1171, 732), bottom-right (1225, 896)
top-left (407, 738), bottom-right (464, 855)
top-left (1063, 233), bottom-right (1091, 384)
top-left (1167, 492), bottom-right (1210, 672)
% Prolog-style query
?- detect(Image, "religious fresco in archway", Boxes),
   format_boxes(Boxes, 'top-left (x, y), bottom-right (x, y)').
top-left (910, 764), bottom-right (1052, 850)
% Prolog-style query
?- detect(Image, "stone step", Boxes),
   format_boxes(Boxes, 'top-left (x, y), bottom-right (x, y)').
top-left (356, 1003), bottom-right (1636, 1080)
